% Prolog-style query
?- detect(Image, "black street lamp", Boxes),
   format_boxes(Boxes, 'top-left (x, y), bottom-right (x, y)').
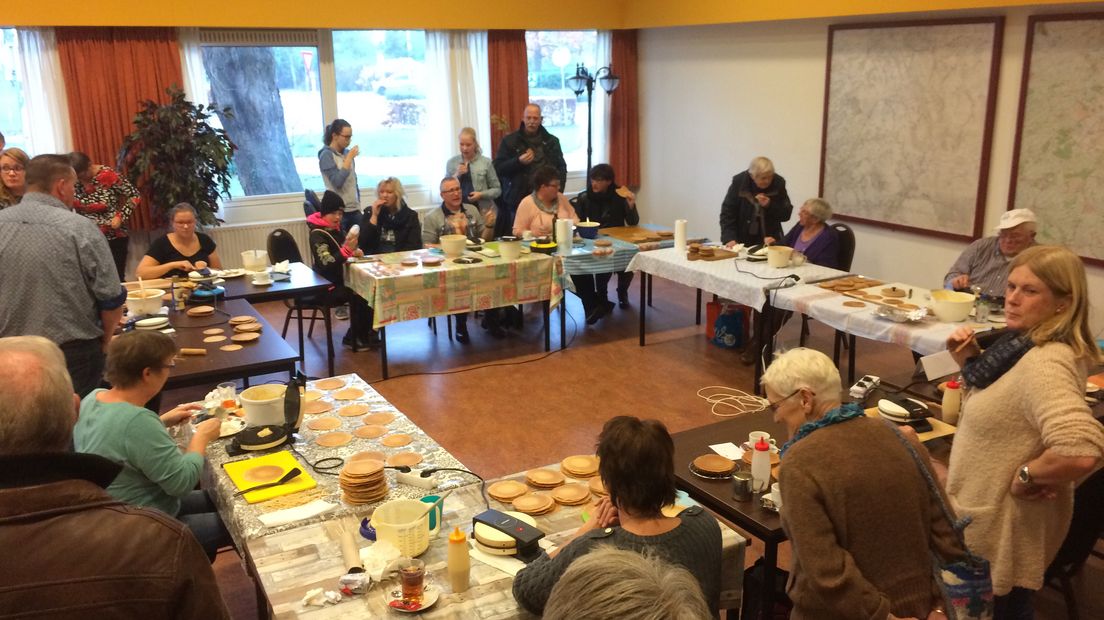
top-left (565, 64), bottom-right (620, 193)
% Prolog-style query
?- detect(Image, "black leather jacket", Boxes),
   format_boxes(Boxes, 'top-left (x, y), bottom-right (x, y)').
top-left (0, 452), bottom-right (230, 619)
top-left (719, 170), bottom-right (793, 245)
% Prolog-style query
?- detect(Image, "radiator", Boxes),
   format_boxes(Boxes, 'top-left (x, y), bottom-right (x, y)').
top-left (206, 220), bottom-right (311, 269)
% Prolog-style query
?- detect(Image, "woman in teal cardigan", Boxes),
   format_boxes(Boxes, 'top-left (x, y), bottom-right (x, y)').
top-left (74, 330), bottom-right (231, 561)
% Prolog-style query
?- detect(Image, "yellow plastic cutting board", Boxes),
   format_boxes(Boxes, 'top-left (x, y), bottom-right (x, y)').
top-left (222, 450), bottom-right (317, 504)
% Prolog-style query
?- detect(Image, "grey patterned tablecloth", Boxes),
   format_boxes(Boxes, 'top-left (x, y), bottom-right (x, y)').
top-left (204, 373), bottom-right (473, 547)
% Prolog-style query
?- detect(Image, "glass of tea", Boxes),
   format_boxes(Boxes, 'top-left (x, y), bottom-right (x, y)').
top-left (397, 558), bottom-right (425, 603)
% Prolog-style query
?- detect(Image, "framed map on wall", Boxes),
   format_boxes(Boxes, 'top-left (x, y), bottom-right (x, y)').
top-left (819, 18), bottom-right (1003, 241)
top-left (1009, 14), bottom-right (1104, 267)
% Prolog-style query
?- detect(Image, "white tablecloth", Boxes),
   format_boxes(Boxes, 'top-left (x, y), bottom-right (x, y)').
top-left (627, 248), bottom-right (847, 311)
top-left (771, 284), bottom-right (995, 355)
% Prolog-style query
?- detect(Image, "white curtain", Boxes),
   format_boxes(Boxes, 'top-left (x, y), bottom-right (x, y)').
top-left (16, 28), bottom-right (72, 155)
top-left (177, 27), bottom-right (210, 105)
top-left (594, 30), bottom-right (613, 168)
top-left (423, 30), bottom-right (491, 190)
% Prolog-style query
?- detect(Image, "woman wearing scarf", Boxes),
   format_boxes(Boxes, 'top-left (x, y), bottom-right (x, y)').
top-left (762, 348), bottom-right (962, 620)
top-left (359, 177), bottom-right (421, 255)
top-left (945, 245), bottom-right (1103, 619)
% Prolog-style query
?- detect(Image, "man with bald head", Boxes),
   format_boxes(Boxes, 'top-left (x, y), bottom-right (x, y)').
top-left (493, 103), bottom-right (567, 238)
top-left (0, 336), bottom-right (229, 618)
top-left (0, 154), bottom-right (126, 397)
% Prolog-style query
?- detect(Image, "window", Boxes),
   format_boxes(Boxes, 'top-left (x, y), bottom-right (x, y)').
top-left (194, 36), bottom-right (324, 198)
top-left (525, 31), bottom-right (601, 172)
top-left (333, 30), bottom-right (428, 188)
top-left (0, 28), bottom-right (27, 151)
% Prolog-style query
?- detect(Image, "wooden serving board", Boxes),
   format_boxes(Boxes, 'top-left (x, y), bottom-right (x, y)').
top-left (688, 248), bottom-right (740, 261)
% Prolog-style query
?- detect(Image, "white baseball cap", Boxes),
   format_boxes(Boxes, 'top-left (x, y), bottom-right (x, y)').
top-left (996, 208), bottom-right (1036, 231)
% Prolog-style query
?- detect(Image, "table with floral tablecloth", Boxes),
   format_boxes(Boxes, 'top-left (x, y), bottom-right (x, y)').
top-left (346, 249), bottom-right (562, 330)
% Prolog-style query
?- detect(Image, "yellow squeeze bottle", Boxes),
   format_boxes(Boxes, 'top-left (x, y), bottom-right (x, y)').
top-left (447, 526), bottom-right (471, 593)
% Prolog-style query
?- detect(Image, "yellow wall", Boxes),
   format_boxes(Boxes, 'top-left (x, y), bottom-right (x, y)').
top-left (2, 0), bottom-right (1091, 29)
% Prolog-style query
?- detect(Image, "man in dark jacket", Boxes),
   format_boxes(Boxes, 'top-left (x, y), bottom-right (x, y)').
top-left (720, 156), bottom-right (793, 247)
top-left (0, 336), bottom-right (230, 619)
top-left (493, 104), bottom-right (567, 238)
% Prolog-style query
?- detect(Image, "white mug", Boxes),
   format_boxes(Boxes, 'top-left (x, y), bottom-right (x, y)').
top-left (252, 273), bottom-right (272, 285)
top-left (748, 431), bottom-right (777, 449)
top-left (771, 482), bottom-right (783, 509)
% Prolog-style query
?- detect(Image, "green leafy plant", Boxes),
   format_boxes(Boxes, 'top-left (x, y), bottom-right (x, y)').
top-left (117, 87), bottom-right (236, 227)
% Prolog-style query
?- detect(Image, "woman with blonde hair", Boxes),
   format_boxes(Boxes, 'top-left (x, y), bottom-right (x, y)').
top-left (359, 177), bottom-right (421, 255)
top-left (445, 127), bottom-right (500, 229)
top-left (0, 147), bottom-right (30, 209)
top-left (946, 244), bottom-right (1104, 619)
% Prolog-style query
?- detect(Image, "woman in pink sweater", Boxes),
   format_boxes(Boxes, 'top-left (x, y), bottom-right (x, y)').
top-left (512, 165), bottom-right (578, 238)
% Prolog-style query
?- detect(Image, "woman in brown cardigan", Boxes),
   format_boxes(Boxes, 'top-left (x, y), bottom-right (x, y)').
top-left (945, 245), bottom-right (1104, 619)
top-left (762, 348), bottom-right (962, 620)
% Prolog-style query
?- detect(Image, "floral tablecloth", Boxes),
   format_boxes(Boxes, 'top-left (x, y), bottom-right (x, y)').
top-left (346, 249), bottom-right (562, 329)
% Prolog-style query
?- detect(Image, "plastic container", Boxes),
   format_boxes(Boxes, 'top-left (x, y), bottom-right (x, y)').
top-left (498, 237), bottom-right (522, 261)
top-left (941, 379), bottom-right (961, 426)
top-left (241, 250), bottom-right (269, 272)
top-left (447, 527), bottom-right (471, 593)
top-left (751, 438), bottom-right (772, 492)
top-left (370, 499), bottom-right (440, 557)
top-left (440, 234), bottom-right (468, 258)
top-left (126, 289), bottom-right (165, 316)
top-left (239, 384), bottom-right (287, 427)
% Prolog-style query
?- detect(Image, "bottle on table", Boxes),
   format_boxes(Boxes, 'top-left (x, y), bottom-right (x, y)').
top-left (447, 526), bottom-right (470, 593)
top-left (941, 379), bottom-right (961, 426)
top-left (751, 438), bottom-right (771, 492)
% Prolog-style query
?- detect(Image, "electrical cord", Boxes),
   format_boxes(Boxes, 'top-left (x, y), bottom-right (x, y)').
top-left (381, 465), bottom-right (490, 509)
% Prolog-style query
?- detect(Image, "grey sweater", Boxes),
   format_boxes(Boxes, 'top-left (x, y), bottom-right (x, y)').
top-left (512, 505), bottom-right (722, 617)
top-left (317, 146), bottom-right (359, 212)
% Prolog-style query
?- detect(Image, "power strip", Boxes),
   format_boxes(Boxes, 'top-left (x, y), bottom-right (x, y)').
top-left (849, 374), bottom-right (881, 399)
top-left (395, 470), bottom-right (439, 489)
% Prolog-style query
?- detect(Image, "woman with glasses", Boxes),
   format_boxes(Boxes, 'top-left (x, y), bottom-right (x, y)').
top-left (761, 348), bottom-right (963, 620)
top-left (136, 203), bottom-right (223, 279)
top-left (0, 147), bottom-right (29, 209)
top-left (73, 331), bottom-right (232, 561)
top-left (318, 118), bottom-right (361, 233)
top-left (512, 165), bottom-right (578, 238)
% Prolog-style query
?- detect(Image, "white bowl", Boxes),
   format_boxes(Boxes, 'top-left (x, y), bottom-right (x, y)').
top-left (126, 289), bottom-right (165, 316)
top-left (930, 290), bottom-right (975, 323)
top-left (440, 234), bottom-right (468, 258)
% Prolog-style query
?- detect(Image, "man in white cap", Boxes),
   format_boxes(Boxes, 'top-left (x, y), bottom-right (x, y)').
top-left (944, 208), bottom-right (1037, 297)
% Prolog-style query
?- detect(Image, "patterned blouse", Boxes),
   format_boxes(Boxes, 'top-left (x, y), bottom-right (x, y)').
top-left (73, 166), bottom-right (139, 240)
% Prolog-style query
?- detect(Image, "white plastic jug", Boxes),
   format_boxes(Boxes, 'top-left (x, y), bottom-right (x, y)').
top-left (241, 250), bottom-right (269, 272)
top-left (766, 245), bottom-right (794, 269)
top-left (239, 384), bottom-right (286, 427)
top-left (370, 499), bottom-right (441, 557)
top-left (498, 238), bottom-right (521, 261)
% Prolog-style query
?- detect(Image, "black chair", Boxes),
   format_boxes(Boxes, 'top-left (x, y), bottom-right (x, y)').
top-left (303, 189), bottom-right (321, 217)
top-left (1045, 468), bottom-right (1104, 620)
top-left (800, 221), bottom-right (856, 346)
top-left (266, 228), bottom-right (336, 376)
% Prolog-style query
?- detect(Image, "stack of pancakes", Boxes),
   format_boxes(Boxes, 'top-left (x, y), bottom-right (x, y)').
top-left (339, 458), bottom-right (388, 505)
top-left (560, 455), bottom-right (599, 478)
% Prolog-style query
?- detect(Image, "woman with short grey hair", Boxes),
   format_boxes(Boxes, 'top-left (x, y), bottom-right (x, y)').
top-left (765, 197), bottom-right (840, 269)
top-left (762, 348), bottom-right (963, 620)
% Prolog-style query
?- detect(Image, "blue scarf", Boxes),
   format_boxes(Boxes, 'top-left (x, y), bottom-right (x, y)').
top-left (779, 403), bottom-right (865, 457)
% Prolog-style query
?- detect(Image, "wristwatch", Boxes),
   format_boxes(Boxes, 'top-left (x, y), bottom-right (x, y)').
top-left (1017, 464), bottom-right (1033, 485)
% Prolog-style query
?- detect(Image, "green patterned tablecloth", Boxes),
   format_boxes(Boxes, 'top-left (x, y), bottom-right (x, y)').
top-left (346, 249), bottom-right (562, 329)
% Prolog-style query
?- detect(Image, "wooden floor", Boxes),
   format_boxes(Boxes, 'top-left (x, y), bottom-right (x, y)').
top-left (166, 278), bottom-right (1103, 619)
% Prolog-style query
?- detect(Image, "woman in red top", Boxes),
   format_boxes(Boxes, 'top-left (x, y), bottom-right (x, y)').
top-left (69, 152), bottom-right (140, 280)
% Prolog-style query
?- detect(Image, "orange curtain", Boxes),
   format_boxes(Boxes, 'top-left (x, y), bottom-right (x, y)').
top-left (487, 30), bottom-right (530, 157)
top-left (56, 27), bottom-right (183, 231)
top-left (610, 30), bottom-right (640, 188)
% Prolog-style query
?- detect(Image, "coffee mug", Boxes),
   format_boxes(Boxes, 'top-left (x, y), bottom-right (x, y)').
top-left (252, 273), bottom-right (272, 285)
top-left (419, 495), bottom-right (443, 533)
top-left (748, 431), bottom-right (777, 449)
top-left (771, 482), bottom-right (783, 509)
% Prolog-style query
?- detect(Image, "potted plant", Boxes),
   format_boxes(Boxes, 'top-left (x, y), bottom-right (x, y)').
top-left (117, 86), bottom-right (236, 227)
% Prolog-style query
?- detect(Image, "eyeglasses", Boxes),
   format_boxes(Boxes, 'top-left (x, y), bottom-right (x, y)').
top-left (763, 389), bottom-right (810, 413)
top-left (155, 362), bottom-right (176, 370)
top-left (1, 166), bottom-right (24, 174)
top-left (441, 187), bottom-right (462, 194)
top-left (339, 133), bottom-right (353, 139)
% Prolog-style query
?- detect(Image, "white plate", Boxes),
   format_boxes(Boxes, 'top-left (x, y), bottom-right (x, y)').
top-left (387, 585), bottom-right (439, 613)
top-left (1087, 383), bottom-right (1101, 394)
top-left (136, 317), bottom-right (169, 328)
top-left (216, 269), bottom-right (247, 278)
top-left (220, 418), bottom-right (246, 438)
top-left (988, 315), bottom-right (1007, 324)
